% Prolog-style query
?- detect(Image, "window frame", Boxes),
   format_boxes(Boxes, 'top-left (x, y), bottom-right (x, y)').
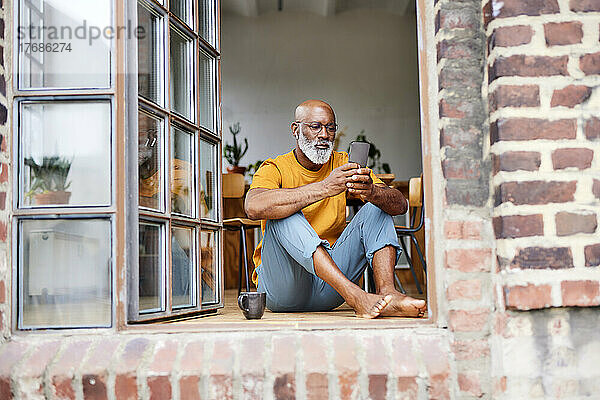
top-left (127, 0), bottom-right (223, 323)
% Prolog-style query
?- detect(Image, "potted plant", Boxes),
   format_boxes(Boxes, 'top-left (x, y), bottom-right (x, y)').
top-left (350, 131), bottom-right (394, 184)
top-left (24, 156), bottom-right (73, 205)
top-left (224, 122), bottom-right (248, 175)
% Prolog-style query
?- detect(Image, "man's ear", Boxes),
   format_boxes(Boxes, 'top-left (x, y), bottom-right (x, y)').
top-left (290, 122), bottom-right (299, 139)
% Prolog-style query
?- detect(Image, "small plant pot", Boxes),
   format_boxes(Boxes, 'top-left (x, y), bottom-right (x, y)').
top-left (226, 166), bottom-right (246, 175)
top-left (33, 191), bottom-right (72, 206)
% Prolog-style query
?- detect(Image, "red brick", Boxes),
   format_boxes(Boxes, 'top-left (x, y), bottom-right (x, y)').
top-left (552, 148), bottom-right (594, 170)
top-left (0, 280), bottom-right (5, 303)
top-left (491, 118), bottom-right (576, 142)
top-left (179, 376), bottom-right (200, 400)
top-left (440, 99), bottom-right (465, 118)
top-left (493, 151), bottom-right (541, 173)
top-left (148, 376), bottom-right (171, 400)
top-left (551, 85), bottom-right (591, 107)
top-left (440, 125), bottom-right (480, 149)
top-left (444, 221), bottom-right (482, 240)
top-left (585, 243), bottom-right (600, 267)
top-left (0, 221), bottom-right (7, 242)
top-left (491, 55), bottom-right (569, 80)
top-left (397, 377), bottom-right (418, 398)
top-left (594, 180), bottom-right (600, 200)
top-left (210, 340), bottom-right (234, 400)
top-left (302, 334), bottom-right (328, 400)
top-left (439, 66), bottom-right (481, 90)
top-left (458, 372), bottom-right (482, 397)
top-left (442, 158), bottom-right (481, 179)
top-left (366, 336), bottom-right (388, 400)
top-left (437, 38), bottom-right (481, 61)
top-left (451, 339), bottom-right (490, 361)
top-left (0, 163), bottom-right (7, 183)
top-left (448, 309), bottom-right (489, 332)
top-left (115, 375), bottom-right (137, 400)
top-left (510, 247), bottom-right (574, 269)
top-left (0, 378), bottom-right (11, 400)
top-left (545, 22), bottom-right (583, 45)
top-left (496, 181), bottom-right (577, 205)
top-left (0, 192), bottom-right (6, 210)
top-left (436, 6), bottom-right (479, 31)
top-left (52, 377), bottom-right (75, 400)
top-left (493, 214), bottom-right (544, 238)
top-left (240, 338), bottom-right (265, 399)
top-left (271, 336), bottom-right (295, 400)
top-left (505, 284), bottom-right (553, 310)
top-left (491, 25), bottom-right (534, 48)
top-left (494, 376), bottom-right (507, 395)
top-left (447, 279), bottom-right (482, 301)
top-left (179, 341), bottom-right (203, 373)
top-left (445, 248), bottom-right (492, 272)
top-left (556, 212), bottom-right (597, 236)
top-left (580, 52), bottom-right (600, 75)
top-left (82, 375), bottom-right (108, 400)
top-left (494, 0), bottom-right (559, 17)
top-left (561, 280), bottom-right (600, 306)
top-left (392, 338), bottom-right (419, 378)
top-left (82, 339), bottom-right (119, 375)
top-left (306, 373), bottom-right (328, 400)
top-left (20, 341), bottom-right (61, 379)
top-left (50, 341), bottom-right (92, 399)
top-left (421, 337), bottom-right (450, 400)
top-left (571, 0), bottom-right (600, 12)
top-left (148, 341), bottom-right (178, 375)
top-left (585, 118), bottom-right (600, 140)
top-left (490, 85), bottom-right (539, 111)
top-left (334, 336), bottom-right (358, 400)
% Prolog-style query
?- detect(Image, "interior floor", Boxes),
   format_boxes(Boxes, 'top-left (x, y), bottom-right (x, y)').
top-left (166, 279), bottom-right (426, 324)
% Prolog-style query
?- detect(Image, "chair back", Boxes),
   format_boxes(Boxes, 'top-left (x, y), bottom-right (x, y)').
top-left (222, 173), bottom-right (245, 199)
top-left (408, 175), bottom-right (424, 231)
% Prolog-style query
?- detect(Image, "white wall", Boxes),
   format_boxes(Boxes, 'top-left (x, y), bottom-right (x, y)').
top-left (221, 9), bottom-right (422, 180)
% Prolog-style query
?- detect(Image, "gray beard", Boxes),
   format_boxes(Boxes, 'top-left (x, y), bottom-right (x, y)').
top-left (297, 126), bottom-right (333, 165)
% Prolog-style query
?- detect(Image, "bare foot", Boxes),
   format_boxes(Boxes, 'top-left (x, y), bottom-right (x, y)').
top-left (348, 293), bottom-right (394, 319)
top-left (379, 291), bottom-right (427, 317)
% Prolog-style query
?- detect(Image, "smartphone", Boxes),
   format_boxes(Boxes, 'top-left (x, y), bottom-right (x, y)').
top-left (348, 141), bottom-right (370, 168)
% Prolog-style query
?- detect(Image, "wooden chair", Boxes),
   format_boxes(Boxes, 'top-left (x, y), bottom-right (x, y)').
top-left (395, 175), bottom-right (427, 294)
top-left (222, 173), bottom-right (261, 294)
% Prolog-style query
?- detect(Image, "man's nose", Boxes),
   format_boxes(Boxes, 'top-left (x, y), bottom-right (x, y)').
top-left (316, 125), bottom-right (330, 140)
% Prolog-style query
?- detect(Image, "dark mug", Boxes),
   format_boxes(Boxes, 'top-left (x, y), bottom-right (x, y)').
top-left (238, 291), bottom-right (266, 319)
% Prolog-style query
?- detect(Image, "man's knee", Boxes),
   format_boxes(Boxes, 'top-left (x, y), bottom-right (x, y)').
top-left (265, 212), bottom-right (307, 235)
top-left (359, 202), bottom-right (393, 222)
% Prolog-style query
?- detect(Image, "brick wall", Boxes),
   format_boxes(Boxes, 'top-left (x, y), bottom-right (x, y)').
top-left (0, 0), bottom-right (10, 342)
top-left (485, 0), bottom-right (600, 397)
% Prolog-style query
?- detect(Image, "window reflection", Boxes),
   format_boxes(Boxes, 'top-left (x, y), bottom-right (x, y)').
top-left (171, 126), bottom-right (194, 216)
top-left (138, 1), bottom-right (162, 104)
top-left (201, 230), bottom-right (217, 304)
top-left (172, 226), bottom-right (194, 308)
top-left (20, 219), bottom-right (112, 328)
top-left (138, 110), bottom-right (163, 210)
top-left (170, 26), bottom-right (194, 121)
top-left (200, 139), bottom-right (216, 220)
top-left (139, 222), bottom-right (163, 313)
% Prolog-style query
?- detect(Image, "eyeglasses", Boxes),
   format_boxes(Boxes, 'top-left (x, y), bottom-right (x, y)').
top-left (296, 121), bottom-right (338, 134)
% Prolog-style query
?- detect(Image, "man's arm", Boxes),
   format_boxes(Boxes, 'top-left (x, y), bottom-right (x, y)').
top-left (346, 170), bottom-right (408, 216)
top-left (245, 163), bottom-right (361, 220)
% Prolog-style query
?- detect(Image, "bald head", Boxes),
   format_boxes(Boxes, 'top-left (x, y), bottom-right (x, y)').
top-left (294, 99), bottom-right (336, 122)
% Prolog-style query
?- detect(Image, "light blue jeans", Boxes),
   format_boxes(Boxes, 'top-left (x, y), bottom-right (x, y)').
top-left (255, 203), bottom-right (402, 312)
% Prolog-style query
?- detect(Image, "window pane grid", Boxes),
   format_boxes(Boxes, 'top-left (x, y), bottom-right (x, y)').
top-left (134, 0), bottom-right (220, 321)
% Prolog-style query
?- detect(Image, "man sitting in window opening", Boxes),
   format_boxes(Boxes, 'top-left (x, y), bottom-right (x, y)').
top-left (245, 100), bottom-right (427, 318)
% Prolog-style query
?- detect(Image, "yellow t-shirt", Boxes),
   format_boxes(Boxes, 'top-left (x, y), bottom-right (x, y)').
top-left (248, 150), bottom-right (384, 284)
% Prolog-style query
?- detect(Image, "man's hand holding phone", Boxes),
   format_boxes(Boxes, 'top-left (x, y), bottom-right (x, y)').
top-left (346, 166), bottom-right (374, 201)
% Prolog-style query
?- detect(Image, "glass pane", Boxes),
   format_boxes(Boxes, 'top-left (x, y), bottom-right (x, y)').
top-left (138, 2), bottom-right (162, 104)
top-left (170, 0), bottom-right (193, 27)
top-left (20, 101), bottom-right (111, 207)
top-left (171, 126), bottom-right (194, 216)
top-left (139, 222), bottom-right (164, 313)
top-left (200, 139), bottom-right (217, 220)
top-left (18, 0), bottom-right (111, 89)
top-left (172, 226), bottom-right (195, 308)
top-left (199, 51), bottom-right (215, 132)
top-left (138, 110), bottom-right (163, 210)
top-left (198, 0), bottom-right (215, 45)
top-left (170, 26), bottom-right (194, 121)
top-left (20, 219), bottom-right (111, 328)
top-left (201, 230), bottom-right (218, 304)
